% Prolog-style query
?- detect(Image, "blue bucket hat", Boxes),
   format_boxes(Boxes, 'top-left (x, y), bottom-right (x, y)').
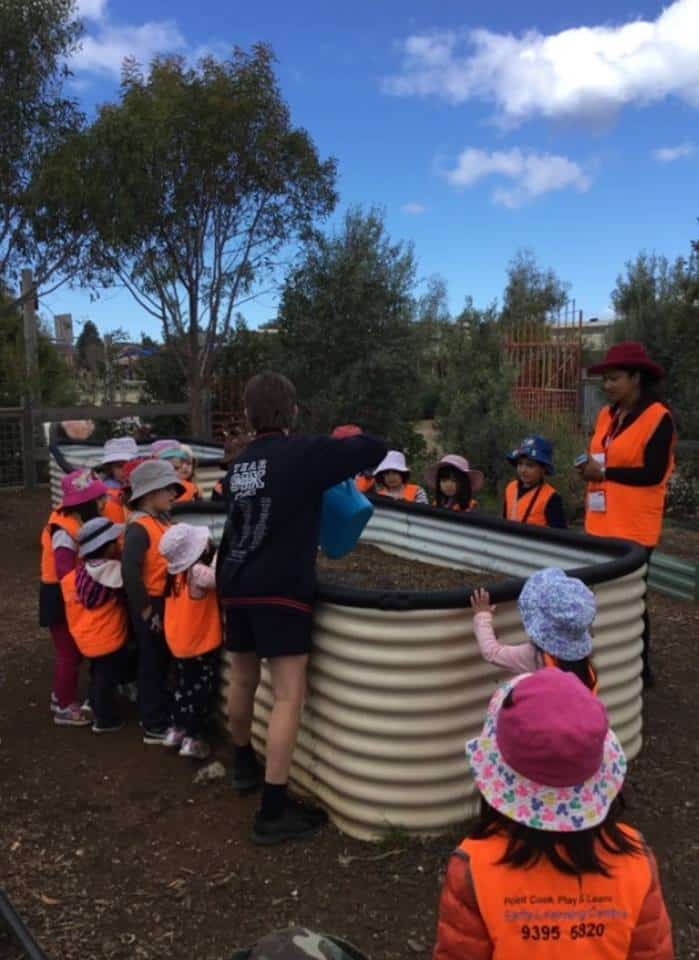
top-left (506, 435), bottom-right (555, 475)
top-left (518, 567), bottom-right (596, 661)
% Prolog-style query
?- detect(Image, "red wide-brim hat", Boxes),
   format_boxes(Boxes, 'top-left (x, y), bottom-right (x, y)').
top-left (588, 341), bottom-right (664, 379)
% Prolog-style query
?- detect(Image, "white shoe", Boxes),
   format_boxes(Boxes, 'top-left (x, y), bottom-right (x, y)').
top-left (179, 737), bottom-right (210, 760)
top-left (163, 726), bottom-right (186, 749)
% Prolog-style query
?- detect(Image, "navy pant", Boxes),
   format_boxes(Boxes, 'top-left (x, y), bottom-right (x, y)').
top-left (89, 647), bottom-right (126, 727)
top-left (173, 650), bottom-right (219, 738)
top-left (131, 597), bottom-right (172, 732)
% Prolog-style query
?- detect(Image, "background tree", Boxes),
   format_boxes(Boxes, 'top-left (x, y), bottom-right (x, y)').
top-left (500, 249), bottom-right (569, 327)
top-left (75, 319), bottom-right (103, 373)
top-left (0, 0), bottom-right (84, 306)
top-left (0, 294), bottom-right (76, 405)
top-left (53, 45), bottom-right (337, 433)
top-left (277, 207), bottom-right (424, 451)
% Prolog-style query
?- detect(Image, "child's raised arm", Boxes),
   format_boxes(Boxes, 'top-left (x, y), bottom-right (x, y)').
top-left (470, 588), bottom-right (538, 675)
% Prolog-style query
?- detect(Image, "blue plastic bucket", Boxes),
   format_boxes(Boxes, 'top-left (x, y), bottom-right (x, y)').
top-left (320, 480), bottom-right (374, 559)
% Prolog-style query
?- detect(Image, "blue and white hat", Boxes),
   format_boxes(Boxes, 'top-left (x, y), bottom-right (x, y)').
top-left (506, 435), bottom-right (555, 475)
top-left (517, 567), bottom-right (596, 661)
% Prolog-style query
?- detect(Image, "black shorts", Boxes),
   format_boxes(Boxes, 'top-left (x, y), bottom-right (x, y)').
top-left (224, 601), bottom-right (313, 659)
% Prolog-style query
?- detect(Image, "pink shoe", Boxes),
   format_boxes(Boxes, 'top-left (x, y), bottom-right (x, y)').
top-left (179, 737), bottom-right (210, 760)
top-left (54, 703), bottom-right (91, 727)
top-left (163, 726), bottom-right (186, 749)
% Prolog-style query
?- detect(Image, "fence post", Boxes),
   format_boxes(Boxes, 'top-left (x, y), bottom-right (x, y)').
top-left (21, 269), bottom-right (38, 489)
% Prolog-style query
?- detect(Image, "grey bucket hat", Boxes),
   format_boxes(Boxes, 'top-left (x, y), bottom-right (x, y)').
top-left (230, 927), bottom-right (369, 960)
top-left (77, 517), bottom-right (125, 557)
top-left (127, 459), bottom-right (184, 504)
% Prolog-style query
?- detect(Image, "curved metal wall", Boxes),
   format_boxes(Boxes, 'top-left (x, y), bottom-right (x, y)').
top-left (210, 502), bottom-right (647, 842)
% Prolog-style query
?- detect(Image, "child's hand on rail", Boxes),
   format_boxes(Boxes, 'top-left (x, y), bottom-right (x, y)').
top-left (470, 588), bottom-right (495, 615)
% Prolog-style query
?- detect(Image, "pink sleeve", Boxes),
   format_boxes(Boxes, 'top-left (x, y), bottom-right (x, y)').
top-left (54, 546), bottom-right (77, 581)
top-left (473, 611), bottom-right (538, 675)
top-left (188, 562), bottom-right (216, 597)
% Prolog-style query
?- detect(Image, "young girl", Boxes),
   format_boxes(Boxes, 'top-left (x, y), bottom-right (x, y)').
top-left (98, 436), bottom-right (139, 525)
top-left (39, 469), bottom-right (107, 726)
top-left (122, 459), bottom-right (184, 743)
top-left (159, 523), bottom-right (221, 759)
top-left (174, 443), bottom-right (202, 502)
top-left (470, 567), bottom-right (598, 692)
top-left (504, 435), bottom-right (567, 529)
top-left (373, 450), bottom-right (428, 503)
top-left (425, 454), bottom-right (483, 511)
top-left (61, 517), bottom-right (128, 733)
top-left (433, 670), bottom-right (673, 960)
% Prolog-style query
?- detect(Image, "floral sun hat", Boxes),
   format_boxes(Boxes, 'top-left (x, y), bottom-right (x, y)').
top-left (466, 671), bottom-right (626, 832)
top-left (517, 567), bottom-right (596, 661)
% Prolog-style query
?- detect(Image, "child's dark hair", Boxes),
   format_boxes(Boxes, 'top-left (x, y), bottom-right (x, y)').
top-left (60, 500), bottom-right (101, 523)
top-left (244, 372), bottom-right (296, 433)
top-left (81, 540), bottom-right (115, 562)
top-left (536, 648), bottom-right (597, 691)
top-left (435, 466), bottom-right (472, 510)
top-left (471, 796), bottom-right (641, 877)
top-left (165, 542), bottom-right (214, 598)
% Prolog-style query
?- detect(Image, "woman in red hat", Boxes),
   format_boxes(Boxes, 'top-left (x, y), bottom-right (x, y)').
top-left (577, 341), bottom-right (676, 687)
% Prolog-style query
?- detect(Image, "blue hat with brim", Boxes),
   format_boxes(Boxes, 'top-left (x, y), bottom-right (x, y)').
top-left (518, 567), bottom-right (596, 661)
top-left (506, 435), bottom-right (555, 475)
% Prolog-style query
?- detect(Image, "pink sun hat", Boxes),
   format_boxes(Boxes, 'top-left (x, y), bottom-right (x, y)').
top-left (60, 469), bottom-right (108, 508)
top-left (466, 670), bottom-right (626, 832)
top-left (424, 454), bottom-right (484, 494)
top-left (150, 439), bottom-right (183, 459)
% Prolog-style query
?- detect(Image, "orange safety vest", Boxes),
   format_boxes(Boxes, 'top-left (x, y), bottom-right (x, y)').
top-left (175, 480), bottom-right (201, 503)
top-left (102, 487), bottom-right (126, 525)
top-left (542, 652), bottom-right (599, 695)
top-left (505, 480), bottom-right (557, 527)
top-left (130, 514), bottom-right (170, 596)
top-left (585, 403), bottom-right (675, 548)
top-left (40, 512), bottom-right (81, 584)
top-left (355, 475), bottom-right (375, 495)
top-left (434, 498), bottom-right (478, 512)
top-left (60, 567), bottom-right (127, 657)
top-left (164, 573), bottom-right (222, 658)
top-left (462, 827), bottom-right (651, 960)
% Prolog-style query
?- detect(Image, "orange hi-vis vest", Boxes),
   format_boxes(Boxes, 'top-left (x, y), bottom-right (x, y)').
top-left (40, 512), bottom-right (81, 584)
top-left (60, 568), bottom-right (127, 657)
top-left (585, 403), bottom-right (674, 548)
top-left (436, 498), bottom-right (478, 512)
top-left (505, 480), bottom-right (556, 527)
top-left (103, 487), bottom-right (126, 525)
top-left (462, 827), bottom-right (651, 960)
top-left (175, 480), bottom-right (201, 503)
top-left (542, 652), bottom-right (599, 695)
top-left (164, 573), bottom-right (222, 658)
top-left (355, 475), bottom-right (375, 495)
top-left (130, 514), bottom-right (170, 596)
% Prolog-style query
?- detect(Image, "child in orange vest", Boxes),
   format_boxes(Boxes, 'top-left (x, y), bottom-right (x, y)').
top-left (434, 669), bottom-right (673, 960)
top-left (470, 567), bottom-right (598, 692)
top-left (40, 469), bottom-right (108, 727)
top-left (504, 435), bottom-right (567, 528)
top-left (425, 454), bottom-right (484, 511)
top-left (373, 450), bottom-right (428, 503)
top-left (151, 439), bottom-right (201, 503)
top-left (61, 517), bottom-right (128, 733)
top-left (159, 523), bottom-right (221, 760)
top-left (97, 437), bottom-right (139, 525)
top-left (122, 459), bottom-right (184, 744)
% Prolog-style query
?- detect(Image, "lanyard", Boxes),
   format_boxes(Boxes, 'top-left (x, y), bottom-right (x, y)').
top-left (511, 483), bottom-right (543, 523)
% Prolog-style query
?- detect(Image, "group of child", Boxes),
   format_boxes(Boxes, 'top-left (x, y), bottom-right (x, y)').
top-left (38, 373), bottom-right (674, 957)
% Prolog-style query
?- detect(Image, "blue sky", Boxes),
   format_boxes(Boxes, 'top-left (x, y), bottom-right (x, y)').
top-left (44, 0), bottom-right (699, 340)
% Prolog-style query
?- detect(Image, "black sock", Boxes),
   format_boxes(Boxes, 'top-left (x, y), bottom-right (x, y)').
top-left (233, 742), bottom-right (257, 768)
top-left (260, 782), bottom-right (287, 820)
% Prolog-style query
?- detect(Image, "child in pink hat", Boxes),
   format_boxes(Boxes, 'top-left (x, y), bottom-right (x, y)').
top-left (424, 454), bottom-right (484, 512)
top-left (433, 670), bottom-right (673, 960)
top-left (39, 469), bottom-right (108, 726)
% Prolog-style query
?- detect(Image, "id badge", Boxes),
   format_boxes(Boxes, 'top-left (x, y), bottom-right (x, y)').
top-left (588, 490), bottom-right (606, 513)
top-left (592, 452), bottom-right (606, 468)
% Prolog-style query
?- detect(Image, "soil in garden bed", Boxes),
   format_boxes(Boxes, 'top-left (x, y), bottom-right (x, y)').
top-left (317, 542), bottom-right (503, 592)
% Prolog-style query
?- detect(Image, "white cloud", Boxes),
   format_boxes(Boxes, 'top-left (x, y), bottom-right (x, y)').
top-left (73, 20), bottom-right (186, 75)
top-left (653, 142), bottom-right (695, 162)
top-left (75, 0), bottom-right (108, 21)
top-left (385, 0), bottom-right (699, 125)
top-left (444, 147), bottom-right (591, 208)
top-left (401, 202), bottom-right (427, 214)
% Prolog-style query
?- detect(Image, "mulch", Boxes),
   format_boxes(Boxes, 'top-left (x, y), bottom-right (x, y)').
top-left (0, 489), bottom-right (696, 960)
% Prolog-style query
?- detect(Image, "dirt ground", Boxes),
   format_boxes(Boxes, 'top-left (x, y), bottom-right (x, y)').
top-left (0, 488), bottom-right (697, 960)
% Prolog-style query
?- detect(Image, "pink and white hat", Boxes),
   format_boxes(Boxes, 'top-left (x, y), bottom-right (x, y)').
top-left (159, 523), bottom-right (211, 574)
top-left (150, 439), bottom-right (182, 459)
top-left (424, 454), bottom-right (484, 493)
top-left (466, 671), bottom-right (626, 832)
top-left (100, 436), bottom-right (139, 466)
top-left (60, 469), bottom-right (108, 508)
top-left (373, 450), bottom-right (409, 476)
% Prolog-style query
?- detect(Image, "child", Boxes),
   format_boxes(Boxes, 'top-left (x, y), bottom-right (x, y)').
top-left (373, 450), bottom-right (428, 503)
top-left (470, 567), bottom-right (598, 692)
top-left (159, 523), bottom-right (220, 759)
top-left (218, 371), bottom-right (387, 845)
top-left (433, 670), bottom-right (673, 959)
top-left (425, 454), bottom-right (483, 511)
top-left (121, 459), bottom-right (184, 743)
top-left (98, 436), bottom-right (139, 525)
top-left (174, 443), bottom-right (202, 502)
top-left (504, 435), bottom-right (567, 529)
top-left (39, 469), bottom-right (107, 726)
top-left (61, 517), bottom-right (128, 733)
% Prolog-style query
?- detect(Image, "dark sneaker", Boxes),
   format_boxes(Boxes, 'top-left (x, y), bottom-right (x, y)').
top-left (142, 727), bottom-right (169, 745)
top-left (252, 798), bottom-right (327, 846)
top-left (91, 721), bottom-right (124, 734)
top-left (231, 756), bottom-right (264, 794)
top-left (289, 796), bottom-right (329, 827)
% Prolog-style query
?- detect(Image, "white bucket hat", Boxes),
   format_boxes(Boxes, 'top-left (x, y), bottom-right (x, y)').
top-left (128, 460), bottom-right (184, 504)
top-left (100, 436), bottom-right (139, 466)
top-left (159, 523), bottom-right (211, 574)
top-left (77, 517), bottom-right (125, 557)
top-left (373, 450), bottom-right (409, 476)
